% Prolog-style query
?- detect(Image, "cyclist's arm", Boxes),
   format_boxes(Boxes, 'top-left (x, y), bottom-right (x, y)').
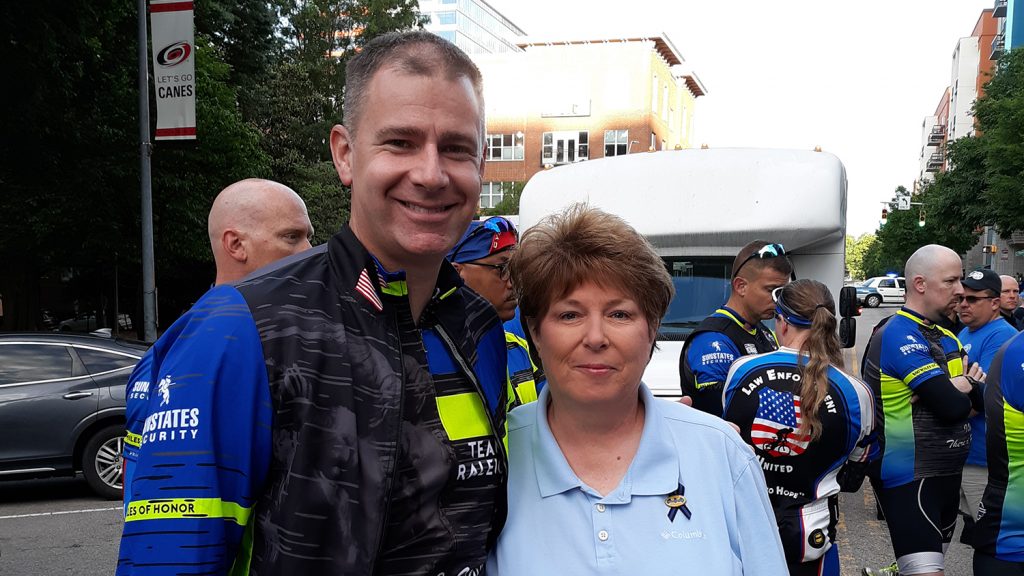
top-left (911, 374), bottom-right (971, 422)
top-left (683, 332), bottom-right (740, 415)
top-left (116, 288), bottom-right (271, 576)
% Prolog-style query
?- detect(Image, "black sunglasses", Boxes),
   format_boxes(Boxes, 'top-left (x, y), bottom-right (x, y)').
top-left (462, 260), bottom-right (510, 280)
top-left (733, 243), bottom-right (788, 279)
top-left (956, 294), bottom-right (998, 305)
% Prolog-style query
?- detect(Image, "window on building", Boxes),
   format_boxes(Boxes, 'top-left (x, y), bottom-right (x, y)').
top-left (542, 131), bottom-right (590, 165)
top-left (440, 0), bottom-right (457, 4)
top-left (486, 133), bottom-right (524, 161)
top-left (437, 30), bottom-right (456, 43)
top-left (437, 11), bottom-right (456, 25)
top-left (604, 130), bottom-right (628, 157)
top-left (650, 132), bottom-right (656, 151)
top-left (480, 182), bottom-right (504, 209)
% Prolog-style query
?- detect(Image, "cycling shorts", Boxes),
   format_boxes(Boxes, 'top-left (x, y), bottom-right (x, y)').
top-left (873, 475), bottom-right (960, 575)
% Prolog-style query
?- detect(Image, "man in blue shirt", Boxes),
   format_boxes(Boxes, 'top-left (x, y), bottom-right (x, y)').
top-left (448, 217), bottom-right (543, 408)
top-left (956, 268), bottom-right (1018, 545)
top-left (679, 240), bottom-right (791, 415)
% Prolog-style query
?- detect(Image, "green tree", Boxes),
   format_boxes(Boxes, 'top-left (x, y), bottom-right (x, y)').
top-left (254, 0), bottom-right (427, 240)
top-left (0, 1), bottom-right (276, 329)
top-left (920, 136), bottom-right (988, 253)
top-left (845, 233), bottom-right (876, 281)
top-left (974, 47), bottom-right (1024, 236)
top-left (481, 182), bottom-right (526, 217)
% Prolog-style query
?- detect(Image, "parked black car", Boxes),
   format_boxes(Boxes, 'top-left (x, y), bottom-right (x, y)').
top-left (0, 333), bottom-right (147, 499)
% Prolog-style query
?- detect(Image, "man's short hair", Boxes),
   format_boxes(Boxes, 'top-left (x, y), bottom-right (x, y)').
top-left (732, 239), bottom-right (793, 280)
top-left (343, 30), bottom-right (484, 140)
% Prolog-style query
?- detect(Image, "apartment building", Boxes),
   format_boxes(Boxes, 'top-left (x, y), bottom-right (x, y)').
top-left (472, 35), bottom-right (706, 209)
top-left (420, 0), bottom-right (525, 55)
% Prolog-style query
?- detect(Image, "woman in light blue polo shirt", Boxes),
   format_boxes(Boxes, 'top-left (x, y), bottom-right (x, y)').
top-left (489, 204), bottom-right (787, 575)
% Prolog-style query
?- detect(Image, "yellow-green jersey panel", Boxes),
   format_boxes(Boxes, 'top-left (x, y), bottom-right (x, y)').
top-left (976, 331), bottom-right (1024, 562)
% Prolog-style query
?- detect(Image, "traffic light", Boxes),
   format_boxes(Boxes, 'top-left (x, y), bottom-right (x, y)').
top-left (982, 245), bottom-right (999, 254)
top-left (880, 207), bottom-right (889, 224)
top-left (918, 211), bottom-right (926, 227)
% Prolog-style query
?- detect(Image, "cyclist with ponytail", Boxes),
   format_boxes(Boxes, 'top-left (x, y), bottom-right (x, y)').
top-left (723, 279), bottom-right (876, 576)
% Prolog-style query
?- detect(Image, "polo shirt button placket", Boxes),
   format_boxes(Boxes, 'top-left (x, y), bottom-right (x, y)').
top-left (597, 529), bottom-right (609, 542)
top-left (596, 503), bottom-right (606, 513)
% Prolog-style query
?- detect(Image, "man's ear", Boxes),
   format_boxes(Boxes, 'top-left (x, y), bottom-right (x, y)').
top-left (911, 275), bottom-right (927, 295)
top-left (330, 124), bottom-right (355, 187)
top-left (223, 229), bottom-right (247, 263)
top-left (732, 275), bottom-right (748, 297)
top-left (451, 262), bottom-right (464, 276)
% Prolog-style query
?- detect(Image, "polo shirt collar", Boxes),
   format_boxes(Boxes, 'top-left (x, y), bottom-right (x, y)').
top-left (533, 383), bottom-right (680, 501)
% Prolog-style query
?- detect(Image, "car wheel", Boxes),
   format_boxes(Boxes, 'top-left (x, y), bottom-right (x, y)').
top-left (865, 294), bottom-right (882, 308)
top-left (82, 424), bottom-right (124, 500)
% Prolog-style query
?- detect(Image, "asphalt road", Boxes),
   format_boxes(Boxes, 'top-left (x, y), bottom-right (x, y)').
top-left (0, 303), bottom-right (975, 575)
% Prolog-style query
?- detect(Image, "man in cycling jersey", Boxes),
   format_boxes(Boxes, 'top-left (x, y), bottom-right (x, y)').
top-left (862, 244), bottom-right (985, 576)
top-left (449, 216), bottom-right (543, 407)
top-left (679, 240), bottom-right (791, 415)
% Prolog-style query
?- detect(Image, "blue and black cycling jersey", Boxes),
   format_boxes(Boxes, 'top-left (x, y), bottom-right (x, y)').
top-left (975, 331), bottom-right (1024, 562)
top-left (723, 348), bottom-right (874, 570)
top-left (118, 225), bottom-right (509, 576)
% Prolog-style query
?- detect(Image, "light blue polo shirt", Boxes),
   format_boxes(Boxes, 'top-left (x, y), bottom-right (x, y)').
top-left (487, 383), bottom-right (787, 576)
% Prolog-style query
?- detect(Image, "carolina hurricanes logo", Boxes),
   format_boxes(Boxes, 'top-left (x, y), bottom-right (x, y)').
top-left (156, 41), bottom-right (192, 67)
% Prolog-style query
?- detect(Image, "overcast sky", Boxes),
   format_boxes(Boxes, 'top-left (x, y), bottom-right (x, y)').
top-left (487, 0), bottom-right (996, 236)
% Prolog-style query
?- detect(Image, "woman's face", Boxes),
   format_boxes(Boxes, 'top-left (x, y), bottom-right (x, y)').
top-left (531, 281), bottom-right (655, 409)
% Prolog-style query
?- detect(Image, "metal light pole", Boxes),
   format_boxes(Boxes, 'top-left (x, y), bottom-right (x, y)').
top-left (138, 0), bottom-right (157, 342)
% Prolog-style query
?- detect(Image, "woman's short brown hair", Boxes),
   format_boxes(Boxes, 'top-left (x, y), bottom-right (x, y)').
top-left (509, 204), bottom-right (674, 335)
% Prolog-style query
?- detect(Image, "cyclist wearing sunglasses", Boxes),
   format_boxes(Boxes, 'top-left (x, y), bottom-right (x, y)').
top-left (954, 269), bottom-right (1017, 550)
top-left (679, 240), bottom-right (792, 416)
top-left (450, 216), bottom-right (544, 407)
top-left (722, 280), bottom-right (875, 576)
top-left (861, 244), bottom-right (985, 576)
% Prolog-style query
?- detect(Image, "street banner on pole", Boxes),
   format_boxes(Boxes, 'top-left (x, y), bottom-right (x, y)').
top-left (150, 0), bottom-right (196, 141)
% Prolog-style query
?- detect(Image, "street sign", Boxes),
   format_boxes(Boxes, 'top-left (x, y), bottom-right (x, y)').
top-left (897, 195), bottom-right (911, 210)
top-left (1002, 248), bottom-right (1009, 260)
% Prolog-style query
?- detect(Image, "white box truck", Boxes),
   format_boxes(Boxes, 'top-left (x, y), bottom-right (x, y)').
top-left (517, 147), bottom-right (851, 398)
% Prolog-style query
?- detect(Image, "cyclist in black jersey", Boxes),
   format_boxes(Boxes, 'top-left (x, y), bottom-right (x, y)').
top-left (862, 245), bottom-right (985, 576)
top-left (680, 240), bottom-right (791, 415)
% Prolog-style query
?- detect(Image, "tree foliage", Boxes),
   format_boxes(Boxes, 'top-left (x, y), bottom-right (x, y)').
top-left (1, 0), bottom-right (425, 330)
top-left (845, 233), bottom-right (876, 281)
top-left (861, 185), bottom-right (981, 278)
top-left (481, 182), bottom-right (526, 217)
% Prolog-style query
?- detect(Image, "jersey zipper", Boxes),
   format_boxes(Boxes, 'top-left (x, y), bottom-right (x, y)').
top-left (434, 324), bottom-right (508, 465)
top-left (369, 310), bottom-right (406, 576)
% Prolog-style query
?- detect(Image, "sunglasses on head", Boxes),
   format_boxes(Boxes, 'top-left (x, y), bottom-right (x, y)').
top-left (771, 285), bottom-right (813, 328)
top-left (733, 243), bottom-right (788, 279)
